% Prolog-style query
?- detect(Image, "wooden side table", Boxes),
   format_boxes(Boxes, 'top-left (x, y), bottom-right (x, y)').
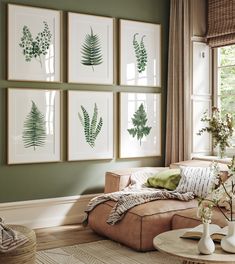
top-left (153, 228), bottom-right (235, 264)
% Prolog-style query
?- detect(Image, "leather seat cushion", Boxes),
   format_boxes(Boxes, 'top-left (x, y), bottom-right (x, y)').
top-left (88, 199), bottom-right (197, 251)
top-left (171, 207), bottom-right (227, 230)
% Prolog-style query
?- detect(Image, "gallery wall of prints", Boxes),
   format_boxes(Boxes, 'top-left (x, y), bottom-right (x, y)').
top-left (7, 3), bottom-right (162, 164)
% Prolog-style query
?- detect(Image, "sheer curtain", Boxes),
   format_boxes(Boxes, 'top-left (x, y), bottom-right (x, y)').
top-left (165, 0), bottom-right (191, 166)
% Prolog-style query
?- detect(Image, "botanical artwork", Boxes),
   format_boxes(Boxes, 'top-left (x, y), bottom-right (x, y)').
top-left (22, 101), bottom-right (46, 150)
top-left (68, 13), bottom-right (113, 84)
top-left (81, 27), bottom-right (103, 71)
top-left (8, 88), bottom-right (61, 164)
top-left (133, 33), bottom-right (147, 73)
top-left (19, 21), bottom-right (52, 67)
top-left (127, 103), bottom-right (152, 146)
top-left (8, 4), bottom-right (61, 82)
top-left (120, 19), bottom-right (161, 87)
top-left (68, 90), bottom-right (113, 161)
top-left (78, 103), bottom-right (103, 148)
top-left (120, 92), bottom-right (161, 158)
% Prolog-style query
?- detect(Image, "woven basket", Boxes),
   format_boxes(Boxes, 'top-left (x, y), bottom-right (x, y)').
top-left (0, 225), bottom-right (36, 264)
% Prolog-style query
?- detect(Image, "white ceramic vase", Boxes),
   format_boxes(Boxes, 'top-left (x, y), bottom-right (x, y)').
top-left (221, 221), bottom-right (235, 253)
top-left (198, 223), bottom-right (215, 255)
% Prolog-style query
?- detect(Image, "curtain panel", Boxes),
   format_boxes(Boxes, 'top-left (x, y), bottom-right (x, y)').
top-left (165, 0), bottom-right (191, 166)
top-left (207, 0), bottom-right (235, 47)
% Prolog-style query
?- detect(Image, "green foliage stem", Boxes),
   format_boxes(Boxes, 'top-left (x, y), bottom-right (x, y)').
top-left (81, 27), bottom-right (103, 71)
top-left (127, 103), bottom-right (152, 145)
top-left (78, 103), bottom-right (103, 148)
top-left (22, 101), bottom-right (46, 151)
top-left (19, 21), bottom-right (52, 67)
top-left (133, 33), bottom-right (148, 73)
top-left (197, 106), bottom-right (234, 152)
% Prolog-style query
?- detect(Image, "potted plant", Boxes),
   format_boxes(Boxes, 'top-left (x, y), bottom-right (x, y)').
top-left (197, 107), bottom-right (233, 158)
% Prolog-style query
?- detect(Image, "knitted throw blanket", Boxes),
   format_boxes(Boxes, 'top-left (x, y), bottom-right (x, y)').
top-left (0, 219), bottom-right (28, 253)
top-left (85, 189), bottom-right (194, 225)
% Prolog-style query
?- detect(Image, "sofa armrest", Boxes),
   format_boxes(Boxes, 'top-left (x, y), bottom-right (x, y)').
top-left (170, 159), bottom-right (228, 171)
top-left (104, 167), bottom-right (166, 193)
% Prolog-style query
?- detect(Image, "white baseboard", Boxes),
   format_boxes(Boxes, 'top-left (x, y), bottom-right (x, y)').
top-left (0, 194), bottom-right (98, 229)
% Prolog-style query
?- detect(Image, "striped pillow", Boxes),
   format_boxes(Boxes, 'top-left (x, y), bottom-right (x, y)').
top-left (175, 166), bottom-right (214, 198)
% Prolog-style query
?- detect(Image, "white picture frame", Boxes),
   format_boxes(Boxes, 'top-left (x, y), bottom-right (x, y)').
top-left (68, 12), bottom-right (114, 85)
top-left (119, 92), bottom-right (161, 158)
top-left (8, 88), bottom-right (61, 164)
top-left (68, 90), bottom-right (113, 161)
top-left (120, 19), bottom-right (161, 87)
top-left (8, 4), bottom-right (61, 82)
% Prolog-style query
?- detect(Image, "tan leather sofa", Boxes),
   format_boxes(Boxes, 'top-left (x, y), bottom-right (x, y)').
top-left (88, 161), bottom-right (229, 251)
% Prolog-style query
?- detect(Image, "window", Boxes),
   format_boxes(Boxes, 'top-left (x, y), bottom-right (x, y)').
top-left (216, 45), bottom-right (235, 147)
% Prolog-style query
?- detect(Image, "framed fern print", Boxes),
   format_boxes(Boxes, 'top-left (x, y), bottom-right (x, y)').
top-left (119, 92), bottom-right (161, 158)
top-left (119, 19), bottom-right (161, 87)
top-left (8, 4), bottom-right (61, 82)
top-left (68, 91), bottom-right (113, 161)
top-left (68, 13), bottom-right (113, 85)
top-left (8, 88), bottom-right (61, 164)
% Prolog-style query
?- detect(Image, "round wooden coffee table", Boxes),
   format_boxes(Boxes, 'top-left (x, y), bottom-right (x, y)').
top-left (153, 229), bottom-right (235, 264)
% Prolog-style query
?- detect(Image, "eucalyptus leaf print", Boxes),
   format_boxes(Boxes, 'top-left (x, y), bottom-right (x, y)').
top-left (22, 101), bottom-right (46, 150)
top-left (19, 21), bottom-right (52, 67)
top-left (78, 103), bottom-right (103, 148)
top-left (127, 103), bottom-right (151, 146)
top-left (133, 33), bottom-right (147, 73)
top-left (81, 27), bottom-right (103, 71)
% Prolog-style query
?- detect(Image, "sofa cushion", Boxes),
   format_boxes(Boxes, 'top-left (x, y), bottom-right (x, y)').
top-left (146, 169), bottom-right (181, 190)
top-left (171, 207), bottom-right (227, 230)
top-left (175, 166), bottom-right (214, 198)
top-left (88, 199), bottom-right (197, 251)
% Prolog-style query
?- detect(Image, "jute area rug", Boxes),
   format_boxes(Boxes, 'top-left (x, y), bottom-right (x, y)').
top-left (36, 240), bottom-right (181, 264)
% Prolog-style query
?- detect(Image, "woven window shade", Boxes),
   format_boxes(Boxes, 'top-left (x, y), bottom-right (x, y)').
top-left (207, 0), bottom-right (235, 48)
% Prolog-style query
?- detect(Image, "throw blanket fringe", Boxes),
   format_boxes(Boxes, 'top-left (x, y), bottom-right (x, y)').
top-left (85, 189), bottom-right (194, 225)
top-left (0, 218), bottom-right (28, 253)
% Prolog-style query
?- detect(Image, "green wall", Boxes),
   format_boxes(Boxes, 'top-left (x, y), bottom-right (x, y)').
top-left (0, 0), bottom-right (170, 203)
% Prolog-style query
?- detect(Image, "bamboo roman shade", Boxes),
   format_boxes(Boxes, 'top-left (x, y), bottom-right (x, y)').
top-left (207, 0), bottom-right (235, 48)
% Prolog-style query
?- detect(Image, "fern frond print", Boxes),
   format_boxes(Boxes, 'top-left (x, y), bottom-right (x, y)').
top-left (81, 27), bottom-right (103, 71)
top-left (22, 101), bottom-right (46, 151)
top-left (19, 21), bottom-right (52, 67)
top-left (127, 103), bottom-right (152, 146)
top-left (78, 103), bottom-right (103, 148)
top-left (133, 33), bottom-right (148, 73)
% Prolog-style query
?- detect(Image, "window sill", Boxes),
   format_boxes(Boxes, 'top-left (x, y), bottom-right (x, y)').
top-left (192, 155), bottom-right (232, 165)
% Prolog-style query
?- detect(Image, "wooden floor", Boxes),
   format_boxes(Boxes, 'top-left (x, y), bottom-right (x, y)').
top-left (35, 224), bottom-right (105, 251)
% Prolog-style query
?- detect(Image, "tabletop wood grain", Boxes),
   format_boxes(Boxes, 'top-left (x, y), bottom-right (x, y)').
top-left (153, 228), bottom-right (235, 264)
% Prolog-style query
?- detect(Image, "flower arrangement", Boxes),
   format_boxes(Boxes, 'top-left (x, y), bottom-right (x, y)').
top-left (198, 158), bottom-right (235, 223)
top-left (197, 107), bottom-right (233, 158)
top-left (197, 202), bottom-right (213, 223)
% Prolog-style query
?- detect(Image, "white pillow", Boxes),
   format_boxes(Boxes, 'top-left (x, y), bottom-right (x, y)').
top-left (130, 170), bottom-right (155, 186)
top-left (128, 168), bottom-right (168, 190)
top-left (175, 166), bottom-right (215, 198)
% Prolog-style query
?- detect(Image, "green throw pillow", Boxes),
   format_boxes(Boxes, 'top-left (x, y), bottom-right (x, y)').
top-left (146, 169), bottom-right (181, 190)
